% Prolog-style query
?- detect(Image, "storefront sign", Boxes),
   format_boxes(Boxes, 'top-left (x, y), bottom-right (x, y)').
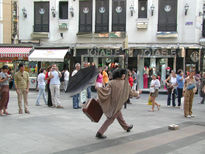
top-left (138, 49), bottom-right (176, 57)
top-left (87, 49), bottom-right (124, 57)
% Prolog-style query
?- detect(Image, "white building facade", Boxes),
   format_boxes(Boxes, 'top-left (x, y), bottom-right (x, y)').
top-left (18, 0), bottom-right (205, 89)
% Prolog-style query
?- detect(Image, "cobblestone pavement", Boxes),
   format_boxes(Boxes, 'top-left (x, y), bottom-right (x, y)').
top-left (0, 91), bottom-right (205, 154)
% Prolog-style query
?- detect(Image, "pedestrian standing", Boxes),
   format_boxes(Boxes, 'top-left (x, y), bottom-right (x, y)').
top-left (176, 70), bottom-right (184, 107)
top-left (72, 63), bottom-right (81, 109)
top-left (35, 68), bottom-right (47, 106)
top-left (96, 67), bottom-right (103, 88)
top-left (0, 65), bottom-right (11, 115)
top-left (132, 69), bottom-right (138, 91)
top-left (165, 71), bottom-right (177, 107)
top-left (199, 72), bottom-right (205, 104)
top-left (49, 64), bottom-right (63, 108)
top-left (102, 66), bottom-right (109, 87)
top-left (149, 74), bottom-right (161, 112)
top-left (183, 70), bottom-right (197, 118)
top-left (63, 67), bottom-right (70, 92)
top-left (14, 63), bottom-right (30, 114)
top-left (45, 66), bottom-right (52, 107)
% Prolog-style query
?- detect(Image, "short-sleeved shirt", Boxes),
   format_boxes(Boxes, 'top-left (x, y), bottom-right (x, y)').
top-left (14, 71), bottom-right (29, 89)
top-left (177, 75), bottom-right (184, 89)
top-left (38, 73), bottom-right (46, 86)
top-left (50, 70), bottom-right (61, 85)
top-left (0, 72), bottom-right (9, 85)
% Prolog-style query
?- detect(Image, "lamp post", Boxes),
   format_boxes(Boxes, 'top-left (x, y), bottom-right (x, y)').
top-left (184, 3), bottom-right (189, 16)
top-left (129, 4), bottom-right (134, 16)
top-left (150, 4), bottom-right (155, 16)
top-left (22, 7), bottom-right (27, 18)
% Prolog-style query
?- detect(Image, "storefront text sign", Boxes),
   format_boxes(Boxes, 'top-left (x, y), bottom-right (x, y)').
top-left (87, 49), bottom-right (124, 57)
top-left (139, 49), bottom-right (176, 57)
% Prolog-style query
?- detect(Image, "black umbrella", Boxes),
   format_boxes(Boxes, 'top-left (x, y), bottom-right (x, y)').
top-left (66, 66), bottom-right (98, 96)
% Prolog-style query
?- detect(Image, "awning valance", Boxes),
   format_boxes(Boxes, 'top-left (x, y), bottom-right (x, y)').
top-left (0, 47), bottom-right (32, 57)
top-left (29, 49), bottom-right (68, 62)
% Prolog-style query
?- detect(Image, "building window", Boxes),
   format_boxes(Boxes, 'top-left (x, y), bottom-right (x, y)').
top-left (95, 0), bottom-right (109, 33)
top-left (79, 0), bottom-right (92, 33)
top-left (59, 1), bottom-right (68, 19)
top-left (112, 0), bottom-right (126, 32)
top-left (138, 0), bottom-right (147, 18)
top-left (34, 2), bottom-right (49, 32)
top-left (158, 0), bottom-right (177, 32)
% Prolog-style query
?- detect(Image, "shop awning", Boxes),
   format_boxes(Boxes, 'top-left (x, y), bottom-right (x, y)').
top-left (29, 49), bottom-right (68, 62)
top-left (0, 47), bottom-right (32, 57)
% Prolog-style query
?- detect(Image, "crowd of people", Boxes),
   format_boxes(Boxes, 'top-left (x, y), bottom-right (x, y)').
top-left (0, 62), bottom-right (205, 139)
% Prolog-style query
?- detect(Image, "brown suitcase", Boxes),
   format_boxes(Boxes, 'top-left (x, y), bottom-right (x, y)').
top-left (82, 98), bottom-right (103, 123)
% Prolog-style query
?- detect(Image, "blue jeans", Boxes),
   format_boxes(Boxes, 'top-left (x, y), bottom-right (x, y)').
top-left (87, 87), bottom-right (91, 99)
top-left (72, 94), bottom-right (80, 109)
top-left (36, 85), bottom-right (47, 105)
top-left (167, 89), bottom-right (176, 107)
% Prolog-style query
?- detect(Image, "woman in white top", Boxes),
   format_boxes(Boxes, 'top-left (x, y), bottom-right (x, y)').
top-left (149, 74), bottom-right (161, 112)
top-left (35, 68), bottom-right (47, 106)
top-left (165, 71), bottom-right (177, 107)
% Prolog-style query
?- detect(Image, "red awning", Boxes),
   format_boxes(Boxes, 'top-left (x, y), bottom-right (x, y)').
top-left (0, 47), bottom-right (32, 58)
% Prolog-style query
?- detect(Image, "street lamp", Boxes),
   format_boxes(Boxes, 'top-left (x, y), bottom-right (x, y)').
top-left (51, 7), bottom-right (56, 18)
top-left (184, 3), bottom-right (189, 16)
top-left (70, 7), bottom-right (74, 17)
top-left (150, 4), bottom-right (155, 16)
top-left (22, 7), bottom-right (27, 18)
top-left (129, 4), bottom-right (135, 16)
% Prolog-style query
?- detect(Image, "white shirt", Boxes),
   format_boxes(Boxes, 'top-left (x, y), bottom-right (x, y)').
top-left (72, 70), bottom-right (78, 76)
top-left (38, 73), bottom-right (46, 86)
top-left (150, 79), bottom-right (160, 89)
top-left (170, 76), bottom-right (177, 88)
top-left (50, 70), bottom-right (60, 85)
top-left (64, 70), bottom-right (70, 81)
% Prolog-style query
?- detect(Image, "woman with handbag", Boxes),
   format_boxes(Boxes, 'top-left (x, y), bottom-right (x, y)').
top-left (183, 70), bottom-right (197, 118)
top-left (200, 72), bottom-right (205, 104)
top-left (149, 74), bottom-right (161, 112)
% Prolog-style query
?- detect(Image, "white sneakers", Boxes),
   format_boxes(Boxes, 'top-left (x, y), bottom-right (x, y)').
top-left (185, 115), bottom-right (195, 118)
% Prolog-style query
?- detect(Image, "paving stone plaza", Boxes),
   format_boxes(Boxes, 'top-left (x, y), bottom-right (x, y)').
top-left (0, 91), bottom-right (205, 154)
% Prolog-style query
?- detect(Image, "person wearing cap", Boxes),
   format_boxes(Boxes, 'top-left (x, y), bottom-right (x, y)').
top-left (14, 63), bottom-right (30, 114)
top-left (183, 70), bottom-right (197, 118)
top-left (0, 65), bottom-right (11, 115)
top-left (149, 74), bottom-right (161, 112)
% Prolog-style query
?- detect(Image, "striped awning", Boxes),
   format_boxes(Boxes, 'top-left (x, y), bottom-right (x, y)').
top-left (0, 47), bottom-right (32, 57)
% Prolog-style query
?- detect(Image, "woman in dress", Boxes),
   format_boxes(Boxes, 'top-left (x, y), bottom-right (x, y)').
top-left (45, 66), bottom-right (52, 107)
top-left (0, 65), bottom-right (11, 115)
top-left (149, 74), bottom-right (161, 112)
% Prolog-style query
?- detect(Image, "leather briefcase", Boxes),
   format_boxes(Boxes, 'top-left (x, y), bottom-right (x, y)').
top-left (82, 98), bottom-right (103, 123)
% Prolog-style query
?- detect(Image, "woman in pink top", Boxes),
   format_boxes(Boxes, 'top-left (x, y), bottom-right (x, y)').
top-left (96, 67), bottom-right (103, 88)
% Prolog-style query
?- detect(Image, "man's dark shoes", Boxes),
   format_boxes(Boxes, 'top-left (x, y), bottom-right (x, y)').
top-left (127, 125), bottom-right (133, 132)
top-left (96, 132), bottom-right (107, 139)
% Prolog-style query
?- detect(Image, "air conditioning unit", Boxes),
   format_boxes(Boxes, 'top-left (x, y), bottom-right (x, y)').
top-left (136, 22), bottom-right (148, 29)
